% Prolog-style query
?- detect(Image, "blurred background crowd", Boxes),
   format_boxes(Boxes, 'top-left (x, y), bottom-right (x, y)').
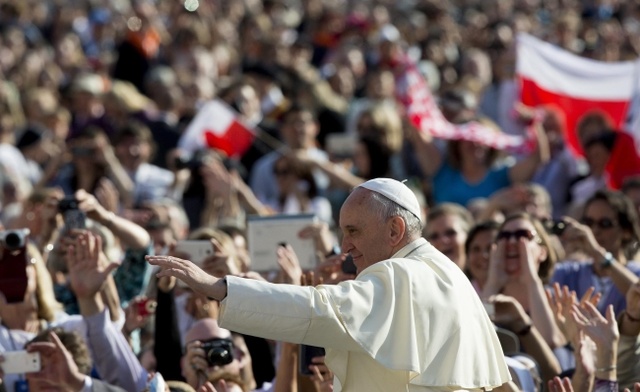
top-left (1, 0), bottom-right (640, 391)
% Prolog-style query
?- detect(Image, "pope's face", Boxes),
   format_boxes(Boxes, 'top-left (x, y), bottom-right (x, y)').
top-left (339, 189), bottom-right (394, 273)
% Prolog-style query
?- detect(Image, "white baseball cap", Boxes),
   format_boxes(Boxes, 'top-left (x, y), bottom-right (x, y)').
top-left (357, 178), bottom-right (423, 224)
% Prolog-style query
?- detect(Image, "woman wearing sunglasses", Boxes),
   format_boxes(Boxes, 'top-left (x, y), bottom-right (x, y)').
top-left (481, 212), bottom-right (566, 349)
top-left (551, 189), bottom-right (640, 316)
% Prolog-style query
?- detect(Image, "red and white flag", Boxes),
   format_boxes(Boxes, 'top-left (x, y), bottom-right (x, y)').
top-left (395, 55), bottom-right (536, 152)
top-left (517, 33), bottom-right (640, 155)
top-left (178, 100), bottom-right (255, 158)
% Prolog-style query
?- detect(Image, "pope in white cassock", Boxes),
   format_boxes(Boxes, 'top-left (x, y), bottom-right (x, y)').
top-left (147, 178), bottom-right (511, 391)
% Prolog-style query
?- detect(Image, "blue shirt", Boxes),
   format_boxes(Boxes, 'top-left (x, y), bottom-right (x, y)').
top-left (432, 162), bottom-right (511, 207)
top-left (551, 260), bottom-right (640, 316)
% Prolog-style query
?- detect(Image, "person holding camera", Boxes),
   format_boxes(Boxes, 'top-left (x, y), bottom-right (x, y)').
top-left (181, 319), bottom-right (258, 392)
top-left (551, 189), bottom-right (640, 316)
top-left (147, 178), bottom-right (510, 391)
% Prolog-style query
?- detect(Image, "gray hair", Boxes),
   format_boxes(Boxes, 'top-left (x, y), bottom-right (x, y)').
top-left (367, 191), bottom-right (423, 239)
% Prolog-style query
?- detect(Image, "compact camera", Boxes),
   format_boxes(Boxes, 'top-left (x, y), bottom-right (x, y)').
top-left (545, 220), bottom-right (567, 236)
top-left (201, 338), bottom-right (234, 367)
top-left (0, 229), bottom-right (30, 250)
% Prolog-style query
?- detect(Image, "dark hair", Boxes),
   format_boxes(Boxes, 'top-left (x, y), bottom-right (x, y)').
top-left (28, 328), bottom-right (93, 375)
top-left (584, 189), bottom-right (640, 260)
top-left (281, 103), bottom-right (315, 125)
top-left (113, 120), bottom-right (157, 161)
top-left (500, 212), bottom-right (557, 283)
top-left (358, 135), bottom-right (392, 179)
top-left (465, 220), bottom-right (500, 255)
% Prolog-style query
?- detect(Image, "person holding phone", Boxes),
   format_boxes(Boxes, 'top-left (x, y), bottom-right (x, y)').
top-left (147, 178), bottom-right (510, 391)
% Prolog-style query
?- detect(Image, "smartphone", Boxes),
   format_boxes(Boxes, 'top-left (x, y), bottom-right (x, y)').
top-left (299, 345), bottom-right (325, 376)
top-left (175, 240), bottom-right (215, 266)
top-left (58, 198), bottom-right (86, 231)
top-left (0, 230), bottom-right (30, 303)
top-left (341, 254), bottom-right (357, 275)
top-left (1, 351), bottom-right (41, 374)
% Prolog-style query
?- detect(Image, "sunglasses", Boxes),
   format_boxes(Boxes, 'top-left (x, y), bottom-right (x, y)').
top-left (427, 228), bottom-right (458, 242)
top-left (581, 217), bottom-right (616, 230)
top-left (496, 229), bottom-right (538, 242)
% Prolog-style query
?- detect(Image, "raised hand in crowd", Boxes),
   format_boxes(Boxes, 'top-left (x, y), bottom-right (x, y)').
top-left (74, 188), bottom-right (151, 249)
top-left (482, 239), bottom-right (509, 297)
top-left (298, 222), bottom-right (335, 259)
top-left (201, 238), bottom-right (242, 278)
top-left (182, 339), bottom-right (210, 388)
top-left (122, 296), bottom-right (156, 338)
top-left (548, 377), bottom-right (575, 392)
top-left (276, 243), bottom-right (303, 286)
top-left (25, 332), bottom-right (90, 392)
top-left (546, 283), bottom-right (601, 344)
top-left (310, 356), bottom-right (334, 392)
top-left (66, 230), bottom-right (119, 313)
top-left (571, 303), bottom-right (619, 388)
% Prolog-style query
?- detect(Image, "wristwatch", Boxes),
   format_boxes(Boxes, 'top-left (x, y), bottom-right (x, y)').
top-left (600, 252), bottom-right (615, 268)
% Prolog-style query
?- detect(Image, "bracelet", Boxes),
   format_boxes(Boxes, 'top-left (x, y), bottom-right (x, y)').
top-left (595, 365), bottom-right (616, 372)
top-left (594, 378), bottom-right (618, 392)
top-left (516, 324), bottom-right (533, 336)
top-left (625, 310), bottom-right (640, 322)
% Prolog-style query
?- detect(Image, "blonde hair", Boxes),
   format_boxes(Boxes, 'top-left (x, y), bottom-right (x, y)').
top-left (361, 103), bottom-right (403, 153)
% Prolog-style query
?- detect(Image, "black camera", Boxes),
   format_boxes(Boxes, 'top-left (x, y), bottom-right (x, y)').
top-left (547, 220), bottom-right (567, 236)
top-left (0, 229), bottom-right (30, 250)
top-left (201, 338), bottom-right (234, 367)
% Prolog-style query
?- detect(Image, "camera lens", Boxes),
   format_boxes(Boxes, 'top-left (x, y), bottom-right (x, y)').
top-left (206, 345), bottom-right (233, 367)
top-left (4, 232), bottom-right (22, 250)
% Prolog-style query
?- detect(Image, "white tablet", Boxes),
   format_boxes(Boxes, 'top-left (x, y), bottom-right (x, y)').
top-left (247, 214), bottom-right (318, 272)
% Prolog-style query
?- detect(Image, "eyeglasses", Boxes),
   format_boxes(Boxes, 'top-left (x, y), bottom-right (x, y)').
top-left (427, 228), bottom-right (458, 242)
top-left (581, 217), bottom-right (616, 230)
top-left (496, 229), bottom-right (538, 242)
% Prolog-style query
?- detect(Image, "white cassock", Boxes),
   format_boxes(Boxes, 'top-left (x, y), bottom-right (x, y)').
top-left (219, 238), bottom-right (510, 391)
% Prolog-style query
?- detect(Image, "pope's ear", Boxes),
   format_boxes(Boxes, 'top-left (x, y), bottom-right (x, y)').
top-left (388, 216), bottom-right (406, 246)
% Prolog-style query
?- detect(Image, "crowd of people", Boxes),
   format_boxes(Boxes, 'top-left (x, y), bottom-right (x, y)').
top-left (1, 0), bottom-right (640, 390)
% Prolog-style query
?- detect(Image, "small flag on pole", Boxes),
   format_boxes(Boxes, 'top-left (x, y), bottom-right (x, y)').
top-left (178, 100), bottom-right (255, 158)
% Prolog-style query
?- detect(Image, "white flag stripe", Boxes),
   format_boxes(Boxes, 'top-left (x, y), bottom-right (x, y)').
top-left (178, 100), bottom-right (236, 153)
top-left (517, 34), bottom-right (636, 101)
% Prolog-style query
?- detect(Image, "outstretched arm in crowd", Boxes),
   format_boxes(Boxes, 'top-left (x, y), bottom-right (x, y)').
top-left (562, 216), bottom-right (640, 301)
top-left (200, 156), bottom-right (271, 223)
top-left (74, 189), bottom-right (151, 249)
top-left (66, 230), bottom-right (149, 391)
top-left (406, 122), bottom-right (443, 178)
top-left (290, 150), bottom-right (365, 191)
top-left (508, 112), bottom-right (550, 183)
